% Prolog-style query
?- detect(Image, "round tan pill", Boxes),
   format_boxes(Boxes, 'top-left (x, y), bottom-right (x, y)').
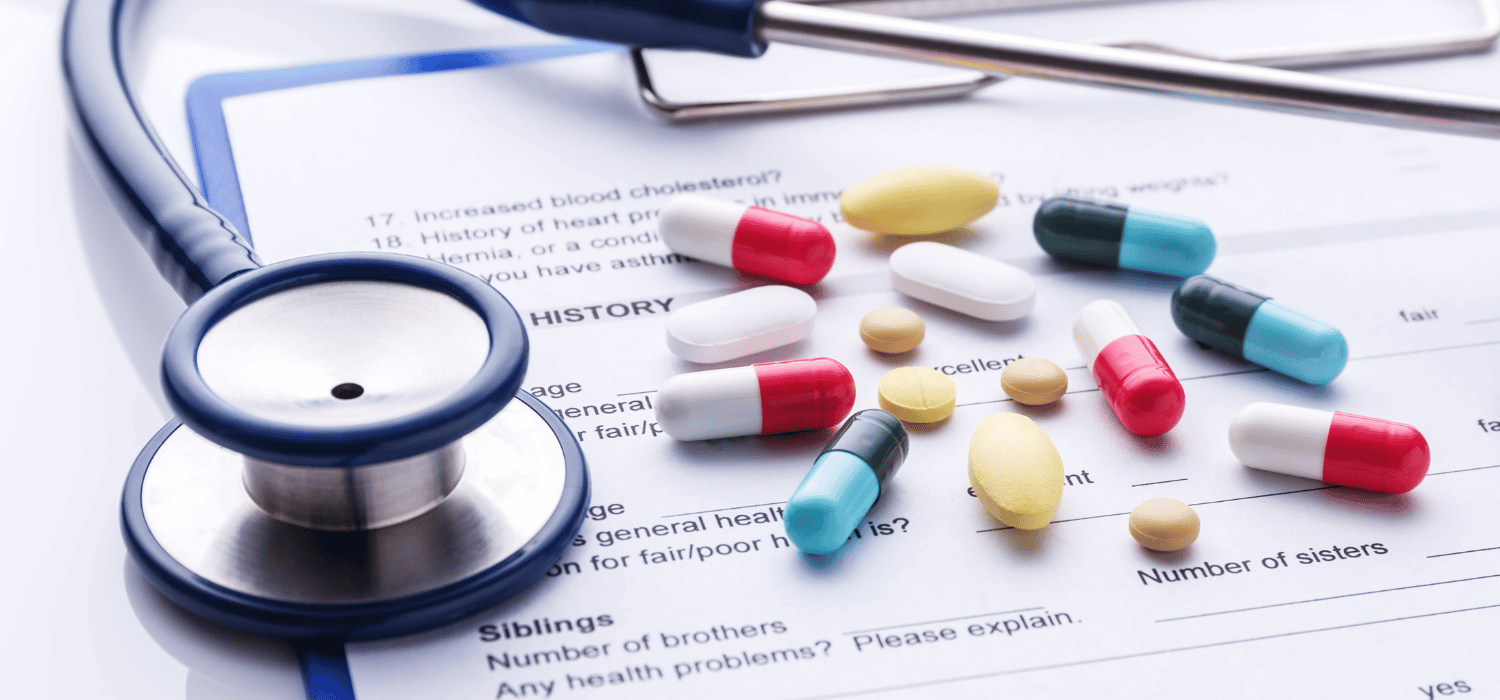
top-left (1000, 357), bottom-right (1069, 406)
top-left (860, 307), bottom-right (926, 354)
top-left (1129, 498), bottom-right (1200, 552)
top-left (969, 413), bottom-right (1065, 530)
top-left (877, 367), bottom-right (957, 423)
top-left (841, 166), bottom-right (1000, 235)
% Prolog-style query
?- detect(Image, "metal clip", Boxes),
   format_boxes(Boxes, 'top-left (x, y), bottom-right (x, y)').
top-left (634, 0), bottom-right (1500, 121)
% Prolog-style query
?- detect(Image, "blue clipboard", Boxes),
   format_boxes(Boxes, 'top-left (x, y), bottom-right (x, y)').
top-left (182, 41), bottom-right (608, 700)
top-left (186, 42), bottom-right (609, 245)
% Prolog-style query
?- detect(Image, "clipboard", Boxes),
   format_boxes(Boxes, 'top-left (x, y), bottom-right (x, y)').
top-left (187, 42), bottom-right (610, 241)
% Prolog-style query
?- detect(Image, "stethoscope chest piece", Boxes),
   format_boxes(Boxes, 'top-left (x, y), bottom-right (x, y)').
top-left (122, 253), bottom-right (588, 640)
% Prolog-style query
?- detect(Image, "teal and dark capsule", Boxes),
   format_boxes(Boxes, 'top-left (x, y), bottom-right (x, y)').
top-left (1172, 275), bottom-right (1348, 385)
top-left (785, 410), bottom-right (907, 555)
top-left (1033, 197), bottom-right (1216, 277)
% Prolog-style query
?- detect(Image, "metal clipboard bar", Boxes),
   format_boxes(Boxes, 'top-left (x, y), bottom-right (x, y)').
top-left (634, 0), bottom-right (1500, 120)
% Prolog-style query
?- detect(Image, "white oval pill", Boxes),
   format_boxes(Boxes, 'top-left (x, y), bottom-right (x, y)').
top-left (889, 242), bottom-right (1036, 321)
top-left (666, 286), bottom-right (817, 363)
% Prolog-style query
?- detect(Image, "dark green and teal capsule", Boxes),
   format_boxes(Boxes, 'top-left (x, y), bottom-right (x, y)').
top-left (785, 410), bottom-right (907, 555)
top-left (1172, 275), bottom-right (1348, 385)
top-left (1033, 197), bottom-right (1216, 277)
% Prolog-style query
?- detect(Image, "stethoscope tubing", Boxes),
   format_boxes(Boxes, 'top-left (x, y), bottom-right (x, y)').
top-left (62, 0), bottom-right (260, 304)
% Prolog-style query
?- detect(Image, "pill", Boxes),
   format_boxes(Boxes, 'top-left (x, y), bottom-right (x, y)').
top-left (1073, 300), bottom-right (1185, 437)
top-left (785, 410), bottom-right (908, 554)
top-left (840, 166), bottom-right (999, 235)
top-left (877, 367), bottom-right (957, 423)
top-left (1033, 197), bottom-right (1215, 277)
top-left (889, 242), bottom-right (1036, 321)
top-left (1000, 357), bottom-right (1068, 406)
top-left (859, 307), bottom-right (925, 354)
top-left (1128, 498), bottom-right (1200, 552)
top-left (1172, 275), bottom-right (1348, 385)
top-left (655, 358), bottom-right (856, 441)
top-left (968, 412), bottom-right (1065, 530)
top-left (1229, 402), bottom-right (1429, 494)
top-left (666, 286), bottom-right (816, 363)
top-left (659, 194), bottom-right (836, 285)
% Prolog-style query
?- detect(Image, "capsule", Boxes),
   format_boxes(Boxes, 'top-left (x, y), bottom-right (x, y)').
top-left (785, 410), bottom-right (908, 554)
top-left (1073, 300), bottom-right (1185, 437)
top-left (1172, 275), bottom-right (1348, 385)
top-left (659, 194), bottom-right (836, 285)
top-left (655, 358), bottom-right (856, 441)
top-left (1033, 197), bottom-right (1215, 277)
top-left (1229, 402), bottom-right (1429, 494)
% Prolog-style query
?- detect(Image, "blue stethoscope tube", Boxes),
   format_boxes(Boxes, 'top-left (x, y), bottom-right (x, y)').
top-left (63, 0), bottom-right (260, 302)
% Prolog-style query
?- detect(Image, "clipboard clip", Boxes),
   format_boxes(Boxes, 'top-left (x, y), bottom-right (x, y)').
top-left (634, 0), bottom-right (1500, 121)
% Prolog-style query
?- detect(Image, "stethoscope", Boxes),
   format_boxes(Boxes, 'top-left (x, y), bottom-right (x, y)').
top-left (60, 0), bottom-right (1500, 694)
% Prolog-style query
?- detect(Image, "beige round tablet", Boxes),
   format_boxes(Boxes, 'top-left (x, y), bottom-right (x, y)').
top-left (860, 307), bottom-right (925, 354)
top-left (1001, 357), bottom-right (1068, 406)
top-left (1129, 498), bottom-right (1200, 552)
top-left (877, 367), bottom-right (957, 423)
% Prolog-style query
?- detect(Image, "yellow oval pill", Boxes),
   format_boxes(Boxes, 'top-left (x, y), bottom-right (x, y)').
top-left (877, 367), bottom-right (956, 423)
top-left (860, 307), bottom-right (925, 354)
top-left (1000, 357), bottom-right (1068, 406)
top-left (841, 166), bottom-right (1000, 235)
top-left (968, 413), bottom-right (1064, 530)
top-left (1129, 498), bottom-right (1200, 552)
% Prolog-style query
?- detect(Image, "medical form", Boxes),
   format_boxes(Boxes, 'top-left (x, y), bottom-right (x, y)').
top-left (207, 22), bottom-right (1500, 698)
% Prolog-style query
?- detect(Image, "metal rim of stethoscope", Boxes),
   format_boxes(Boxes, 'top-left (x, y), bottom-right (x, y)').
top-left (122, 394), bottom-right (589, 641)
top-left (161, 254), bottom-right (529, 467)
top-left (62, 0), bottom-right (589, 641)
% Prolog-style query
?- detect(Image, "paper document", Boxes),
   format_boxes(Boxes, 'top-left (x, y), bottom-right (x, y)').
top-left (214, 35), bottom-right (1500, 700)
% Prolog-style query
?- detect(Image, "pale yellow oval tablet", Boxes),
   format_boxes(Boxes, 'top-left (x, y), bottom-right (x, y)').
top-left (1000, 357), bottom-right (1068, 406)
top-left (877, 367), bottom-right (956, 423)
top-left (860, 307), bottom-right (925, 354)
top-left (969, 413), bottom-right (1064, 530)
top-left (1129, 498), bottom-right (1200, 552)
top-left (841, 166), bottom-right (1000, 235)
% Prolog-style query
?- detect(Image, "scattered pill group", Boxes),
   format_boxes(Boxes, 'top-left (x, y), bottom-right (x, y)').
top-left (648, 166), bottom-right (1416, 563)
top-left (889, 241), bottom-right (1036, 321)
top-left (1229, 402), bottom-right (1429, 494)
top-left (1172, 275), bottom-right (1348, 385)
top-left (1072, 300), bottom-right (1185, 437)
top-left (1128, 498), bottom-right (1200, 552)
top-left (877, 367), bottom-right (957, 424)
top-left (841, 166), bottom-right (999, 235)
top-left (1000, 358), bottom-right (1069, 406)
top-left (859, 307), bottom-right (926, 354)
top-left (969, 413), bottom-right (1065, 530)
top-left (785, 410), bottom-right (908, 555)
top-left (659, 194), bottom-right (836, 285)
top-left (1034, 196), bottom-right (1216, 277)
top-left (665, 286), bottom-right (817, 364)
top-left (655, 358), bottom-right (855, 441)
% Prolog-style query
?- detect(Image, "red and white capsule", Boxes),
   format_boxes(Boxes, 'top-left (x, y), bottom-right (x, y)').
top-left (655, 358), bottom-right (856, 441)
top-left (1073, 299), bottom-right (1186, 437)
top-left (659, 194), bottom-right (836, 286)
top-left (1229, 402), bottom-right (1430, 494)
